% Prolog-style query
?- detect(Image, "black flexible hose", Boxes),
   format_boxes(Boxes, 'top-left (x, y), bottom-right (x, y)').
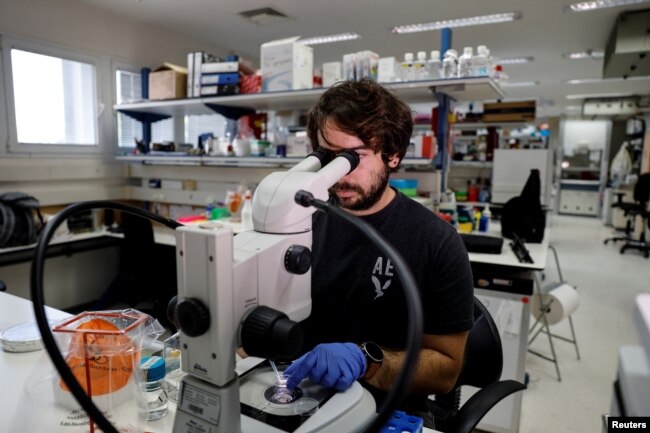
top-left (30, 201), bottom-right (181, 433)
top-left (295, 190), bottom-right (424, 433)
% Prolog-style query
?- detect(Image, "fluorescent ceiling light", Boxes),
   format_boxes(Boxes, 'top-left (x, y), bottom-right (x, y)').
top-left (501, 81), bottom-right (539, 87)
top-left (566, 92), bottom-right (635, 99)
top-left (495, 56), bottom-right (534, 65)
top-left (563, 50), bottom-right (604, 59)
top-left (566, 0), bottom-right (650, 12)
top-left (564, 105), bottom-right (583, 111)
top-left (565, 75), bottom-right (650, 84)
top-left (299, 32), bottom-right (361, 45)
top-left (391, 12), bottom-right (521, 34)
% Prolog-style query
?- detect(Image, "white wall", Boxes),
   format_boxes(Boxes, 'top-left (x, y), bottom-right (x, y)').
top-left (0, 0), bottom-right (231, 206)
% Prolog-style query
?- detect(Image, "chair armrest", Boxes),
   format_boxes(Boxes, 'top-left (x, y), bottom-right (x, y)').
top-left (450, 380), bottom-right (526, 433)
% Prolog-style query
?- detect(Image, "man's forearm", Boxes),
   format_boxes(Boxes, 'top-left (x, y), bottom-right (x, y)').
top-left (365, 347), bottom-right (461, 396)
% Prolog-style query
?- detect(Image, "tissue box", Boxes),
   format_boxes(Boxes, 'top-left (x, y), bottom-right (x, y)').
top-left (261, 37), bottom-right (313, 92)
top-left (149, 63), bottom-right (188, 100)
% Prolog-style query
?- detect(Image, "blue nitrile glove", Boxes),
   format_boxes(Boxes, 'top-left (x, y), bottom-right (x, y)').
top-left (285, 342), bottom-right (366, 392)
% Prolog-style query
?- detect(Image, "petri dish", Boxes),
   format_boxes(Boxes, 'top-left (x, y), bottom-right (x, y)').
top-left (0, 321), bottom-right (48, 352)
top-left (293, 397), bottom-right (319, 417)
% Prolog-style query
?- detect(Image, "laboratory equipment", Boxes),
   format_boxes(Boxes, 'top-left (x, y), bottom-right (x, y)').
top-left (171, 149), bottom-right (377, 433)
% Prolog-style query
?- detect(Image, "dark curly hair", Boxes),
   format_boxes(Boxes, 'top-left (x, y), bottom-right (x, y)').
top-left (307, 79), bottom-right (413, 171)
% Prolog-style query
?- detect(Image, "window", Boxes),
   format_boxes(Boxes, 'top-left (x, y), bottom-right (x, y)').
top-left (115, 69), bottom-right (174, 147)
top-left (185, 114), bottom-right (227, 146)
top-left (11, 48), bottom-right (97, 146)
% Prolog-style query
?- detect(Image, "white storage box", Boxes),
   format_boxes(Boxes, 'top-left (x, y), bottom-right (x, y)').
top-left (261, 37), bottom-right (313, 92)
top-left (322, 61), bottom-right (343, 87)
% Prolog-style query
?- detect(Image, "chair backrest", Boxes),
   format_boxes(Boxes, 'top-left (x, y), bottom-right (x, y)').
top-left (633, 173), bottom-right (650, 205)
top-left (455, 297), bottom-right (504, 388)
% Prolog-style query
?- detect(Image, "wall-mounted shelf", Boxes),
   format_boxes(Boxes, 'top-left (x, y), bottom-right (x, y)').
top-left (114, 77), bottom-right (505, 119)
top-left (450, 161), bottom-right (494, 168)
top-left (116, 154), bottom-right (434, 168)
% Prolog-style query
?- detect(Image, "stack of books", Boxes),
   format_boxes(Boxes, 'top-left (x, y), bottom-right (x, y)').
top-left (187, 52), bottom-right (255, 98)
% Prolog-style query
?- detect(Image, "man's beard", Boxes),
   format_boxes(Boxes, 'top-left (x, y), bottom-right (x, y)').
top-left (329, 162), bottom-right (390, 211)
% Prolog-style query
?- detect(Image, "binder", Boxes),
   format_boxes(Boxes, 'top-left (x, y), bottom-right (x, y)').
top-left (200, 84), bottom-right (239, 96)
top-left (192, 51), bottom-right (205, 97)
top-left (200, 73), bottom-right (240, 85)
top-left (200, 61), bottom-right (239, 74)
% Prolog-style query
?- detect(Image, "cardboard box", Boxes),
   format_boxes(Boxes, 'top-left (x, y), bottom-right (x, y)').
top-left (261, 37), bottom-right (313, 92)
top-left (378, 57), bottom-right (398, 83)
top-left (481, 100), bottom-right (536, 123)
top-left (149, 63), bottom-right (187, 100)
top-left (322, 61), bottom-right (343, 87)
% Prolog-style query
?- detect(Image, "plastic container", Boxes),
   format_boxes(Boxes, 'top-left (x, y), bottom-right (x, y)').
top-left (162, 332), bottom-right (184, 402)
top-left (414, 51), bottom-right (428, 80)
top-left (471, 45), bottom-right (491, 77)
top-left (389, 179), bottom-right (418, 197)
top-left (441, 49), bottom-right (458, 79)
top-left (401, 52), bottom-right (415, 81)
top-left (479, 204), bottom-right (492, 233)
top-left (241, 189), bottom-right (254, 231)
top-left (427, 50), bottom-right (441, 79)
top-left (139, 355), bottom-right (169, 421)
top-left (458, 47), bottom-right (473, 78)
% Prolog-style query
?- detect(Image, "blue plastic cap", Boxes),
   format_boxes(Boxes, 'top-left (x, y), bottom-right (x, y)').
top-left (140, 355), bottom-right (166, 382)
top-left (379, 410), bottom-right (424, 433)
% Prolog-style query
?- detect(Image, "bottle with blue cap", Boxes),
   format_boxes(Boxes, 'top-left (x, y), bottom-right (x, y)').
top-left (139, 355), bottom-right (169, 420)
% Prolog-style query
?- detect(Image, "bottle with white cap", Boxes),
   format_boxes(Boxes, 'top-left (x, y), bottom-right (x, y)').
top-left (458, 46), bottom-right (473, 78)
top-left (400, 52), bottom-right (415, 81)
top-left (427, 50), bottom-right (442, 79)
top-left (441, 49), bottom-right (458, 79)
top-left (241, 189), bottom-right (254, 231)
top-left (414, 51), bottom-right (429, 80)
top-left (472, 45), bottom-right (491, 77)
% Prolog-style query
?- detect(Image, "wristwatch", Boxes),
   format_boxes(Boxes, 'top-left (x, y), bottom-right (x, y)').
top-left (359, 342), bottom-right (384, 380)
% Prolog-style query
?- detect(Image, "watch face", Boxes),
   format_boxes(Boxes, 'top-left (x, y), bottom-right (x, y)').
top-left (364, 342), bottom-right (383, 363)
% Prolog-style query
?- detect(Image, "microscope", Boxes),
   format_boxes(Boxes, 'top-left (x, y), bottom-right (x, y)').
top-left (171, 150), bottom-right (376, 433)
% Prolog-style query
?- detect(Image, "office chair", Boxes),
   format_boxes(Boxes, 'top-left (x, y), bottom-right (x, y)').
top-left (605, 173), bottom-right (650, 258)
top-left (426, 297), bottom-right (526, 433)
top-left (94, 211), bottom-right (177, 328)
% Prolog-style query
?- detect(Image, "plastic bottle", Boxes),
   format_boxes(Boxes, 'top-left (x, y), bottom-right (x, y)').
top-left (493, 64), bottom-right (508, 85)
top-left (479, 204), bottom-right (491, 233)
top-left (457, 47), bottom-right (473, 78)
top-left (162, 332), bottom-right (184, 403)
top-left (139, 355), bottom-right (169, 421)
top-left (241, 189), bottom-right (254, 231)
top-left (427, 50), bottom-right (441, 79)
top-left (414, 51), bottom-right (429, 80)
top-left (400, 52), bottom-right (415, 81)
top-left (471, 45), bottom-right (490, 77)
top-left (441, 49), bottom-right (458, 79)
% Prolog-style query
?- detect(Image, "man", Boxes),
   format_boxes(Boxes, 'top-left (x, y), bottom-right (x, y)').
top-left (284, 79), bottom-right (474, 424)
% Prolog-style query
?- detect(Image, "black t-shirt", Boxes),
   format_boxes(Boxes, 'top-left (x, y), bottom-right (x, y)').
top-left (301, 189), bottom-right (475, 410)
top-left (303, 190), bottom-right (474, 349)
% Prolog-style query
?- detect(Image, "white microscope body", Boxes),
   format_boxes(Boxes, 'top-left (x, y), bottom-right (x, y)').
top-left (172, 152), bottom-right (375, 433)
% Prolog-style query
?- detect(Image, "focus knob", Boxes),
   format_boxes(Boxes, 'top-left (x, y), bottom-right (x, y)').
top-left (284, 245), bottom-right (311, 275)
top-left (166, 295), bottom-right (179, 327)
top-left (241, 306), bottom-right (303, 360)
top-left (175, 297), bottom-right (210, 337)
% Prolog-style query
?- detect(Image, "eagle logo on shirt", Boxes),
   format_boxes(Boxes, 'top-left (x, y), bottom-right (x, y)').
top-left (371, 257), bottom-right (393, 300)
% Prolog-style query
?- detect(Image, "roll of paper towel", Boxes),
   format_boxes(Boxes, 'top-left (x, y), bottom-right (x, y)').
top-left (531, 283), bottom-right (579, 325)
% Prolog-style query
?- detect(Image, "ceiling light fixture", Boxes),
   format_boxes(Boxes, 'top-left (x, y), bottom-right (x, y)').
top-left (299, 32), bottom-right (361, 45)
top-left (565, 75), bottom-right (650, 84)
top-left (566, 92), bottom-right (635, 99)
top-left (391, 12), bottom-right (521, 34)
top-left (495, 56), bottom-right (534, 65)
top-left (563, 50), bottom-right (605, 59)
top-left (566, 0), bottom-right (650, 12)
top-left (501, 81), bottom-right (539, 87)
